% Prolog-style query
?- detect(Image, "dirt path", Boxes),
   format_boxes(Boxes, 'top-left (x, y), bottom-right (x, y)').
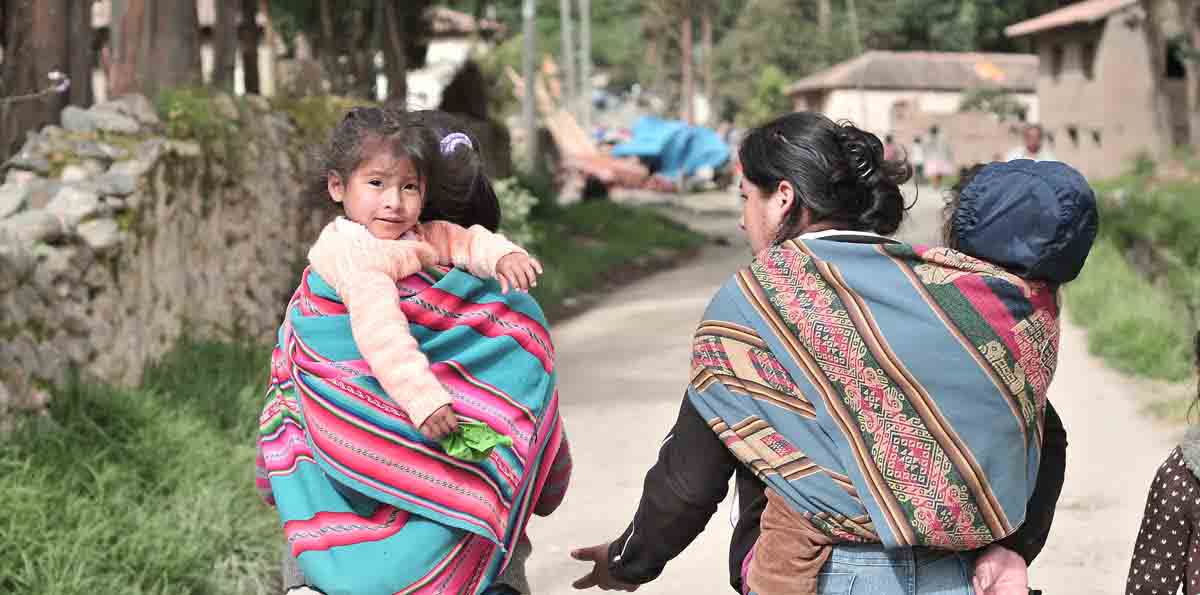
top-left (525, 190), bottom-right (1180, 594)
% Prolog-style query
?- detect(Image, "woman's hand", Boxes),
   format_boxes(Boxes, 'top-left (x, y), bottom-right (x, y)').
top-left (570, 543), bottom-right (639, 591)
top-left (972, 544), bottom-right (1028, 595)
top-left (419, 404), bottom-right (458, 441)
top-left (495, 253), bottom-right (543, 294)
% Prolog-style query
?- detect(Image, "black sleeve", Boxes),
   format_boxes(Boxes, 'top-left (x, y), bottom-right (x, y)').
top-left (606, 396), bottom-right (740, 585)
top-left (996, 400), bottom-right (1068, 565)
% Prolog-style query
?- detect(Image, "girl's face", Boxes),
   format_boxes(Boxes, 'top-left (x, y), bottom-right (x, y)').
top-left (328, 150), bottom-right (425, 240)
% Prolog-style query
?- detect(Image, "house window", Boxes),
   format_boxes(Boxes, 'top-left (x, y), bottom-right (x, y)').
top-left (1092, 129), bottom-right (1103, 146)
top-left (1082, 41), bottom-right (1097, 80)
top-left (1066, 125), bottom-right (1080, 146)
top-left (1050, 44), bottom-right (1065, 80)
top-left (1167, 39), bottom-right (1187, 79)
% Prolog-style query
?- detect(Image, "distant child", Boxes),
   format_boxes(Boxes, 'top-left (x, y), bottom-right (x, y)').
top-left (305, 107), bottom-right (543, 441)
top-left (1125, 330), bottom-right (1200, 594)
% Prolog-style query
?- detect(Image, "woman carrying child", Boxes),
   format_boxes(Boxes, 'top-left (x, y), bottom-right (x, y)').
top-left (571, 112), bottom-right (1096, 594)
top-left (256, 107), bottom-right (571, 595)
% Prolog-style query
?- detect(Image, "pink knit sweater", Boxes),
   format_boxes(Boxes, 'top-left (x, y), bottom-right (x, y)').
top-left (307, 217), bottom-right (527, 427)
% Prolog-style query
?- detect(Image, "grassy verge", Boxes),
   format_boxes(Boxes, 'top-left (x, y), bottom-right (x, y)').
top-left (1065, 238), bottom-right (1194, 381)
top-left (527, 200), bottom-right (707, 317)
top-left (1064, 170), bottom-right (1198, 421)
top-left (0, 340), bottom-right (278, 595)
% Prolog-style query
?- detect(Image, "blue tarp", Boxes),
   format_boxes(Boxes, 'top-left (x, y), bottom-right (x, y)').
top-left (610, 116), bottom-right (730, 179)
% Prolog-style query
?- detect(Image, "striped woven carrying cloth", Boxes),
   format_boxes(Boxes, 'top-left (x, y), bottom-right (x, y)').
top-left (689, 239), bottom-right (1060, 550)
top-left (256, 266), bottom-right (564, 595)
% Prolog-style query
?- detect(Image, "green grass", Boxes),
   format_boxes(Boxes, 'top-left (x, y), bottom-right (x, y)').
top-left (527, 200), bottom-right (706, 313)
top-left (1065, 238), bottom-right (1195, 382)
top-left (0, 339), bottom-right (279, 595)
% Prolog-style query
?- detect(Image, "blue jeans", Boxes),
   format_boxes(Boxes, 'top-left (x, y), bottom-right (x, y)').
top-left (752, 544), bottom-right (976, 595)
top-left (817, 544), bottom-right (976, 595)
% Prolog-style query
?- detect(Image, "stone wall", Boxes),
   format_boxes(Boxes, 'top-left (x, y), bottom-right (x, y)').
top-left (0, 94), bottom-right (328, 423)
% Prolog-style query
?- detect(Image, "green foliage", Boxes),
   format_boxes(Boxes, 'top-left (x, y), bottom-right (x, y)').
top-left (958, 88), bottom-right (1029, 122)
top-left (1065, 165), bottom-right (1200, 394)
top-left (494, 177), bottom-right (542, 246)
top-left (738, 65), bottom-right (792, 128)
top-left (1065, 239), bottom-right (1195, 382)
top-left (0, 339), bottom-right (277, 595)
top-left (270, 95), bottom-right (376, 148)
top-left (155, 87), bottom-right (238, 145)
top-left (1129, 151), bottom-right (1158, 179)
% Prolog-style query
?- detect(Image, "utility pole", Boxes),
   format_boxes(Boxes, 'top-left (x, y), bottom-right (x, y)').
top-left (522, 0), bottom-right (538, 167)
top-left (560, 0), bottom-right (576, 117)
top-left (578, 0), bottom-right (592, 131)
top-left (680, 12), bottom-right (694, 124)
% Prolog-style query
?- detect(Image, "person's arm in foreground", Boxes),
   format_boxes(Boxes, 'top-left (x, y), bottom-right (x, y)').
top-left (571, 397), bottom-right (739, 590)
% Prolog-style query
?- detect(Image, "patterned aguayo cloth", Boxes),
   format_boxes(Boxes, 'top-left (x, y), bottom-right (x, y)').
top-left (689, 238), bottom-right (1059, 550)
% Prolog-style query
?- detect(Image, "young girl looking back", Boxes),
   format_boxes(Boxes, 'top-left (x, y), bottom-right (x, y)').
top-left (305, 107), bottom-right (543, 442)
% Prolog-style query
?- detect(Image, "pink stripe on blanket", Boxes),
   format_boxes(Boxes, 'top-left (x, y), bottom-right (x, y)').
top-left (300, 387), bottom-right (512, 540)
top-left (402, 288), bottom-right (555, 373)
top-left (260, 422), bottom-right (314, 474)
top-left (285, 506), bottom-right (411, 556)
top-left (406, 535), bottom-right (495, 595)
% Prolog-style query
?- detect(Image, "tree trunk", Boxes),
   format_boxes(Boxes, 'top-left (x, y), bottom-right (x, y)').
top-left (380, 0), bottom-right (407, 106)
top-left (1, 0), bottom-right (72, 160)
top-left (212, 0), bottom-right (238, 90)
top-left (818, 0), bottom-right (832, 38)
top-left (1142, 0), bottom-right (1177, 152)
top-left (680, 12), bottom-right (694, 124)
top-left (250, 0), bottom-right (269, 95)
top-left (521, 0), bottom-right (537, 167)
top-left (66, 0), bottom-right (94, 107)
top-left (559, 0), bottom-right (576, 116)
top-left (701, 7), bottom-right (712, 114)
top-left (317, 0), bottom-right (338, 93)
top-left (578, 0), bottom-right (591, 129)
top-left (108, 0), bottom-right (200, 99)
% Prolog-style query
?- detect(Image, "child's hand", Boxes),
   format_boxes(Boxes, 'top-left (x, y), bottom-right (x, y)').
top-left (972, 544), bottom-right (1028, 595)
top-left (419, 404), bottom-right (459, 441)
top-left (495, 253), bottom-right (543, 294)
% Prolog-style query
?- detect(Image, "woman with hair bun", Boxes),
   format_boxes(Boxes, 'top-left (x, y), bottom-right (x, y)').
top-left (571, 113), bottom-right (1095, 595)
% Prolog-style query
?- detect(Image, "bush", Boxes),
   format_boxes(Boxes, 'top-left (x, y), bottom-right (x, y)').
top-left (494, 177), bottom-right (541, 246)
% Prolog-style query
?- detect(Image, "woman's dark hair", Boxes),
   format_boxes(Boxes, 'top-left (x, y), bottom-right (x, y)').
top-left (305, 107), bottom-right (501, 232)
top-left (943, 163), bottom-right (987, 249)
top-left (738, 112), bottom-right (912, 242)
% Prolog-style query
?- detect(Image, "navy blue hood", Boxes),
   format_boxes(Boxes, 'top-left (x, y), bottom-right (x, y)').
top-left (953, 159), bottom-right (1099, 283)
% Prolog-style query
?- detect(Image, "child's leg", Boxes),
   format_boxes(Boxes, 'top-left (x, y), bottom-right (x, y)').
top-left (281, 543), bottom-right (312, 593)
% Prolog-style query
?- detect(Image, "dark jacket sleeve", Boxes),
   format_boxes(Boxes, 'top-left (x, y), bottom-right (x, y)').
top-left (996, 400), bottom-right (1067, 565)
top-left (606, 396), bottom-right (740, 585)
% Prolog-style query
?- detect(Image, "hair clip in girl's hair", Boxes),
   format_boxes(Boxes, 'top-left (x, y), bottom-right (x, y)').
top-left (440, 132), bottom-right (473, 155)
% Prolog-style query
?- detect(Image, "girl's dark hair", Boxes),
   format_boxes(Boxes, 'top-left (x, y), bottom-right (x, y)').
top-left (305, 107), bottom-right (501, 232)
top-left (943, 163), bottom-right (988, 249)
top-left (738, 112), bottom-right (912, 243)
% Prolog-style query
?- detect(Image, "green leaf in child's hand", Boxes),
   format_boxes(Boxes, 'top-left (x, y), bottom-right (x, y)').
top-left (438, 420), bottom-right (514, 463)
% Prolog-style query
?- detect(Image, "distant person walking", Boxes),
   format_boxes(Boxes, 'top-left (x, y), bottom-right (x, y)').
top-left (924, 125), bottom-right (954, 189)
top-left (1007, 124), bottom-right (1057, 162)
top-left (910, 135), bottom-right (926, 185)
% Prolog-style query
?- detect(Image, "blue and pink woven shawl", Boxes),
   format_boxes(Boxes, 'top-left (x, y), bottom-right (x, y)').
top-left (690, 239), bottom-right (1059, 550)
top-left (256, 266), bottom-right (564, 595)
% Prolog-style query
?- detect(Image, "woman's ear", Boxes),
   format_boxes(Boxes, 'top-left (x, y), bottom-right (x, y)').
top-left (327, 172), bottom-right (345, 204)
top-left (775, 179), bottom-right (796, 213)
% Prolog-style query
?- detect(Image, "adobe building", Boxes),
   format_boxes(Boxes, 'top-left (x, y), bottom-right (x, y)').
top-left (1006, 0), bottom-right (1194, 178)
